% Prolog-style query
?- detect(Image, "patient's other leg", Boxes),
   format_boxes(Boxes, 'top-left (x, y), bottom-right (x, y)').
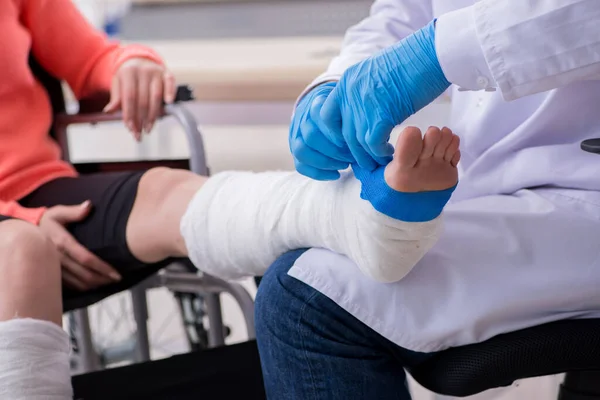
top-left (0, 220), bottom-right (72, 400)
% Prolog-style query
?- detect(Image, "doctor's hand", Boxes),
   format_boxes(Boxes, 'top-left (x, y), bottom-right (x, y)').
top-left (104, 58), bottom-right (177, 141)
top-left (321, 20), bottom-right (451, 170)
top-left (289, 82), bottom-right (355, 180)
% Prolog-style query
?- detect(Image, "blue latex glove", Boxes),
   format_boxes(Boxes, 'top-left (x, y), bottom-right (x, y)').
top-left (289, 82), bottom-right (355, 180)
top-left (321, 20), bottom-right (451, 170)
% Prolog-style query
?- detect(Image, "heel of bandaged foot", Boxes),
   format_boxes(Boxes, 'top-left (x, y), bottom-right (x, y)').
top-left (346, 199), bottom-right (444, 283)
top-left (0, 319), bottom-right (72, 400)
top-left (347, 165), bottom-right (454, 283)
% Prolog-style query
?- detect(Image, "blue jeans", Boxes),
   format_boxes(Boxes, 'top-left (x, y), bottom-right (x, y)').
top-left (255, 249), bottom-right (436, 400)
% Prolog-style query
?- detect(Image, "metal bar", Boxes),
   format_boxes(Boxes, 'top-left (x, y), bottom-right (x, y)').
top-left (99, 339), bottom-right (138, 365)
top-left (159, 271), bottom-right (256, 339)
top-left (221, 280), bottom-right (256, 339)
top-left (164, 104), bottom-right (209, 175)
top-left (204, 294), bottom-right (226, 347)
top-left (70, 309), bottom-right (102, 373)
top-left (130, 285), bottom-right (152, 363)
top-left (158, 272), bottom-right (227, 293)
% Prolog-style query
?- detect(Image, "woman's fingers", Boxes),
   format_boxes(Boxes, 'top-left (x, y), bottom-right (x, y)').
top-left (136, 68), bottom-right (151, 134)
top-left (104, 76), bottom-right (122, 113)
top-left (57, 232), bottom-right (121, 282)
top-left (61, 268), bottom-right (88, 291)
top-left (112, 59), bottom-right (177, 139)
top-left (145, 75), bottom-right (164, 133)
top-left (163, 72), bottom-right (176, 104)
top-left (60, 253), bottom-right (111, 291)
top-left (119, 66), bottom-right (140, 139)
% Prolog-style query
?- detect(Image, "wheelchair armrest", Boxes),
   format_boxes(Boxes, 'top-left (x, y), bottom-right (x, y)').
top-left (581, 139), bottom-right (600, 154)
top-left (76, 85), bottom-right (194, 114)
top-left (53, 85), bottom-right (208, 175)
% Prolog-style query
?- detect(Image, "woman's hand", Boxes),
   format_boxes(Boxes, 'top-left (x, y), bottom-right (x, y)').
top-left (39, 202), bottom-right (122, 291)
top-left (103, 58), bottom-right (177, 141)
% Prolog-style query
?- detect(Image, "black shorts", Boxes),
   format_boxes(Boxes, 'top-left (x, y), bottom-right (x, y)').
top-left (0, 172), bottom-right (173, 311)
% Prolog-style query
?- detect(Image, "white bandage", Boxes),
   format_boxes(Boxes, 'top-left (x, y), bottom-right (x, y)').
top-left (181, 170), bottom-right (442, 283)
top-left (0, 319), bottom-right (72, 400)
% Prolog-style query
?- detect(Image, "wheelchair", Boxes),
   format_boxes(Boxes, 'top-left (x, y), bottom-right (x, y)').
top-left (29, 55), bottom-right (256, 375)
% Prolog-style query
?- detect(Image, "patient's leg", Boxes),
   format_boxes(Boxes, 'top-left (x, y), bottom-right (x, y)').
top-left (0, 220), bottom-right (63, 323)
top-left (180, 126), bottom-right (459, 282)
top-left (0, 220), bottom-right (72, 399)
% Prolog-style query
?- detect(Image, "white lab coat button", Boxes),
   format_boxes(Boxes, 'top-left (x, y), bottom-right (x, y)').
top-left (477, 76), bottom-right (489, 89)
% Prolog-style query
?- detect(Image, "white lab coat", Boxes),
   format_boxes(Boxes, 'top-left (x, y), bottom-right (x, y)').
top-left (289, 0), bottom-right (600, 353)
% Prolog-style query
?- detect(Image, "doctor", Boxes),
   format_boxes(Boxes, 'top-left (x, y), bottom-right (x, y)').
top-left (256, 0), bottom-right (600, 398)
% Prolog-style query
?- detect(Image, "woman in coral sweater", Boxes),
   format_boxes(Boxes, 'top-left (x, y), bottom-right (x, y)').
top-left (0, 1), bottom-right (207, 301)
top-left (0, 0), bottom-right (209, 396)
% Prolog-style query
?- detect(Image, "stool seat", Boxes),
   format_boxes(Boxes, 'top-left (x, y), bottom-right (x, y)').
top-left (408, 319), bottom-right (600, 397)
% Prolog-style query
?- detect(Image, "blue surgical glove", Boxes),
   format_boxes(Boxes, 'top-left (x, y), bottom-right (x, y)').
top-left (289, 82), bottom-right (355, 180)
top-left (321, 20), bottom-right (451, 170)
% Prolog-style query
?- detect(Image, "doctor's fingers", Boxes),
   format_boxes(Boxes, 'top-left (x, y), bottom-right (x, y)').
top-left (294, 159), bottom-right (341, 181)
top-left (343, 112), bottom-right (378, 171)
top-left (291, 136), bottom-right (350, 171)
top-left (366, 119), bottom-right (396, 161)
top-left (309, 92), bottom-right (347, 153)
top-left (300, 117), bottom-right (354, 163)
top-left (319, 90), bottom-right (346, 148)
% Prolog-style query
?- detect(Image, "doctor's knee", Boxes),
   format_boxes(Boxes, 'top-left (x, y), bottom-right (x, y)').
top-left (255, 249), bottom-right (313, 329)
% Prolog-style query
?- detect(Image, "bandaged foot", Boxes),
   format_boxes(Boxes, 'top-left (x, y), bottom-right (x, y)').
top-left (0, 319), bottom-right (72, 400)
top-left (181, 126), bottom-right (459, 283)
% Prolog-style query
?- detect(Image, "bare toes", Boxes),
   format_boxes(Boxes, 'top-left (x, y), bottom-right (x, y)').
top-left (444, 134), bottom-right (460, 162)
top-left (420, 127), bottom-right (441, 159)
top-left (451, 150), bottom-right (461, 167)
top-left (433, 127), bottom-right (454, 159)
top-left (393, 126), bottom-right (423, 168)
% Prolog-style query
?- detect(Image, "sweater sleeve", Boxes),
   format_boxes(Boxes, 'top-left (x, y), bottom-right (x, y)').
top-left (0, 201), bottom-right (45, 225)
top-left (22, 0), bottom-right (164, 100)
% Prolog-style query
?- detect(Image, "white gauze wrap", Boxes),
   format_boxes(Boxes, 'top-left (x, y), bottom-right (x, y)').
top-left (181, 170), bottom-right (442, 283)
top-left (0, 318), bottom-right (72, 400)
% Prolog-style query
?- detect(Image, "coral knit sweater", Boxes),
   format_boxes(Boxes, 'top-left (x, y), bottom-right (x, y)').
top-left (0, 0), bottom-right (163, 225)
